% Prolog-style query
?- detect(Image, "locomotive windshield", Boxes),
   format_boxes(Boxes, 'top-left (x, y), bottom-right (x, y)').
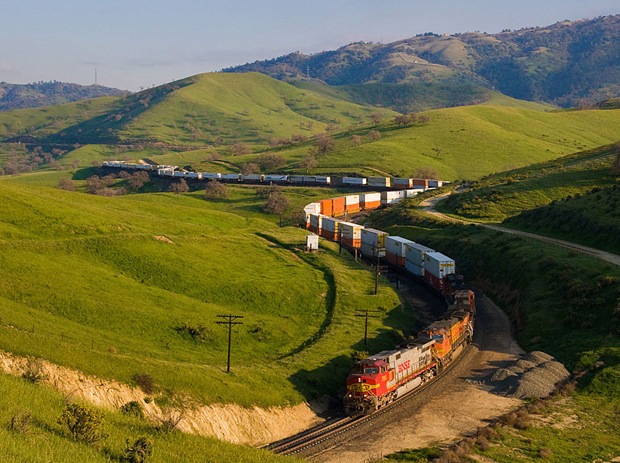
top-left (364, 367), bottom-right (379, 374)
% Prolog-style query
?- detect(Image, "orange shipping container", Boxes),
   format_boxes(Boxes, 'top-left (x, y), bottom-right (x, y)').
top-left (320, 199), bottom-right (333, 217)
top-left (332, 197), bottom-right (346, 216)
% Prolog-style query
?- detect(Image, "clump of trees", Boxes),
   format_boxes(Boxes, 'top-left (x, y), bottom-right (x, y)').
top-left (258, 186), bottom-right (289, 215)
top-left (59, 402), bottom-right (108, 444)
top-left (204, 180), bottom-right (227, 199)
top-left (169, 179), bottom-right (189, 194)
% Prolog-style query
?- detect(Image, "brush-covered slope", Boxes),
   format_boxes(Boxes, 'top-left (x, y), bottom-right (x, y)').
top-left (0, 175), bottom-right (403, 407)
top-left (0, 81), bottom-right (127, 111)
top-left (47, 72), bottom-right (396, 146)
top-left (226, 15), bottom-right (620, 109)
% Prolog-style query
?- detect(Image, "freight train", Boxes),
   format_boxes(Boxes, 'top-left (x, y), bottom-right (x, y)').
top-left (302, 194), bottom-right (475, 415)
top-left (101, 161), bottom-right (445, 190)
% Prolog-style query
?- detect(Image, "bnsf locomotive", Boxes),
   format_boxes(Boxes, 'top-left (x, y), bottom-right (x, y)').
top-left (302, 194), bottom-right (476, 415)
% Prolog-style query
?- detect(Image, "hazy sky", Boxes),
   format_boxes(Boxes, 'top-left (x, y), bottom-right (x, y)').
top-left (2, 0), bottom-right (618, 91)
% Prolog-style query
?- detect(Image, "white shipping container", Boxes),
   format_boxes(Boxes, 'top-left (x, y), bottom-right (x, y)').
top-left (360, 228), bottom-right (388, 257)
top-left (316, 176), bottom-right (331, 184)
top-left (289, 175), bottom-right (305, 183)
top-left (202, 172), bottom-right (221, 179)
top-left (321, 216), bottom-right (340, 233)
top-left (405, 242), bottom-right (435, 267)
top-left (157, 169), bottom-right (174, 176)
top-left (241, 174), bottom-right (262, 181)
top-left (405, 189), bottom-right (419, 198)
top-left (428, 180), bottom-right (443, 188)
top-left (386, 236), bottom-right (415, 258)
top-left (173, 171), bottom-right (184, 177)
top-left (393, 178), bottom-right (413, 187)
top-left (339, 221), bottom-right (364, 240)
top-left (345, 195), bottom-right (360, 207)
top-left (309, 213), bottom-right (325, 230)
top-left (264, 175), bottom-right (288, 181)
top-left (342, 177), bottom-right (367, 185)
top-left (184, 172), bottom-right (201, 179)
top-left (405, 260), bottom-right (424, 276)
top-left (221, 173), bottom-right (241, 180)
top-left (424, 251), bottom-right (456, 279)
top-left (304, 202), bottom-right (321, 216)
top-left (381, 190), bottom-right (406, 205)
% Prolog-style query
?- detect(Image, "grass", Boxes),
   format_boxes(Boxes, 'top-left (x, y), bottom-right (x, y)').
top-left (0, 373), bottom-right (297, 463)
top-left (0, 173), bottom-right (405, 409)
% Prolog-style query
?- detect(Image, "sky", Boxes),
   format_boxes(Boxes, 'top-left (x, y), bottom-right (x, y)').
top-left (1, 0), bottom-right (619, 91)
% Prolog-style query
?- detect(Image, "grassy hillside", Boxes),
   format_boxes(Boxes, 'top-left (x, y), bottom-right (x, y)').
top-left (367, 203), bottom-right (620, 462)
top-left (236, 104), bottom-right (620, 180)
top-left (0, 174), bottom-right (408, 409)
top-left (46, 73), bottom-right (396, 147)
top-left (438, 143), bottom-right (620, 253)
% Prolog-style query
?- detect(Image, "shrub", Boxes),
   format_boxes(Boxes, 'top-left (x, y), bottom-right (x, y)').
top-left (59, 402), bottom-right (107, 444)
top-left (123, 436), bottom-right (154, 463)
top-left (203, 180), bottom-right (227, 200)
top-left (175, 323), bottom-right (211, 343)
top-left (120, 401), bottom-right (145, 419)
top-left (133, 373), bottom-right (155, 395)
top-left (22, 357), bottom-right (47, 384)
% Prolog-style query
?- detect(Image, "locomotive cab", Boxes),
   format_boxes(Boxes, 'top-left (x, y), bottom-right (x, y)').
top-left (344, 358), bottom-right (391, 415)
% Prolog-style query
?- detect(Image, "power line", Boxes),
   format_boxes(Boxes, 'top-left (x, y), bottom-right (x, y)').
top-left (216, 314), bottom-right (244, 373)
top-left (354, 308), bottom-right (381, 346)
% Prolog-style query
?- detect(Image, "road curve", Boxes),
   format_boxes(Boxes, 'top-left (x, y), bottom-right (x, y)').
top-left (419, 193), bottom-right (620, 267)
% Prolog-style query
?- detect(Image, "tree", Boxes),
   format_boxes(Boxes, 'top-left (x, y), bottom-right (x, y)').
top-left (127, 171), bottom-right (150, 191)
top-left (314, 134), bottom-right (335, 155)
top-left (369, 130), bottom-right (381, 141)
top-left (350, 135), bottom-right (362, 146)
top-left (300, 154), bottom-right (317, 173)
top-left (394, 113), bottom-right (418, 127)
top-left (123, 436), bottom-right (153, 463)
top-left (59, 403), bottom-right (107, 444)
top-left (241, 162), bottom-right (260, 175)
top-left (204, 180), bottom-right (227, 199)
top-left (370, 113), bottom-right (384, 126)
top-left (58, 177), bottom-right (76, 191)
top-left (259, 153), bottom-right (286, 172)
top-left (415, 167), bottom-right (439, 179)
top-left (230, 142), bottom-right (251, 156)
top-left (262, 189), bottom-right (289, 215)
top-left (169, 179), bottom-right (189, 194)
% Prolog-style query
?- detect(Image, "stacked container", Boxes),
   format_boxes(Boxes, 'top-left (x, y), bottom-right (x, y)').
top-left (221, 173), bottom-right (241, 181)
top-left (303, 203), bottom-right (321, 227)
top-left (428, 179), bottom-right (443, 188)
top-left (344, 195), bottom-right (361, 214)
top-left (381, 190), bottom-right (406, 205)
top-left (360, 192), bottom-right (382, 210)
top-left (308, 213), bottom-right (325, 235)
top-left (361, 228), bottom-right (389, 258)
top-left (368, 177), bottom-right (391, 188)
top-left (321, 217), bottom-right (340, 241)
top-left (202, 172), bottom-right (222, 179)
top-left (423, 251), bottom-right (456, 292)
top-left (393, 178), bottom-right (413, 189)
top-left (319, 199), bottom-right (333, 216)
top-left (404, 243), bottom-right (435, 276)
top-left (385, 236), bottom-right (415, 268)
top-left (339, 222), bottom-right (364, 248)
top-left (331, 197), bottom-right (346, 217)
top-left (342, 177), bottom-right (367, 186)
top-left (413, 179), bottom-right (429, 189)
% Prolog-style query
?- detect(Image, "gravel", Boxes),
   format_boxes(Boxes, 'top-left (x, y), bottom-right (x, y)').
top-left (486, 351), bottom-right (570, 399)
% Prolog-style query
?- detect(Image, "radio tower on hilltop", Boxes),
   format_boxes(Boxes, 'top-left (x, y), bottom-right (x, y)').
top-left (95, 67), bottom-right (98, 85)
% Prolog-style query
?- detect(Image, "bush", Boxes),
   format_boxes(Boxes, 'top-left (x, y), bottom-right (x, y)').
top-left (10, 411), bottom-right (32, 434)
top-left (22, 357), bottom-right (47, 384)
top-left (120, 401), bottom-right (145, 419)
top-left (59, 402), bottom-right (107, 444)
top-left (133, 373), bottom-right (155, 395)
top-left (203, 180), bottom-right (227, 200)
top-left (123, 436), bottom-right (153, 463)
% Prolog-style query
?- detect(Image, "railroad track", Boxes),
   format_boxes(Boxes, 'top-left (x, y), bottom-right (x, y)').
top-left (267, 342), bottom-right (474, 457)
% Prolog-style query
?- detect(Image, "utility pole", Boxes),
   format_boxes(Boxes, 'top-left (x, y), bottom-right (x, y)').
top-left (354, 308), bottom-right (381, 346)
top-left (216, 314), bottom-right (244, 373)
top-left (374, 247), bottom-right (387, 295)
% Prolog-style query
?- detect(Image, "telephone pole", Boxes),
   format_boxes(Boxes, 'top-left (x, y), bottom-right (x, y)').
top-left (354, 308), bottom-right (381, 346)
top-left (216, 314), bottom-right (244, 373)
top-left (374, 247), bottom-right (387, 295)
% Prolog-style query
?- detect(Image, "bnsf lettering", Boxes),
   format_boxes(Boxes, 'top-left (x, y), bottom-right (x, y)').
top-left (397, 360), bottom-right (411, 373)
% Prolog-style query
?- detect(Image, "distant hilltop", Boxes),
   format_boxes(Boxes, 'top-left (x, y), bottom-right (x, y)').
top-left (0, 81), bottom-right (129, 111)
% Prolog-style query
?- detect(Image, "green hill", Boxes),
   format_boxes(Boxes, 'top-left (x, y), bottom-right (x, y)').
top-left (46, 72), bottom-right (397, 147)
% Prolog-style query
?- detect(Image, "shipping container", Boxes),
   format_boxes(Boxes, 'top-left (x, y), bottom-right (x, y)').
top-left (321, 217), bottom-right (340, 242)
top-left (308, 213), bottom-right (325, 234)
top-left (158, 169), bottom-right (174, 177)
top-left (332, 197), bottom-right (346, 217)
top-left (288, 175), bottom-right (305, 183)
top-left (405, 242), bottom-right (434, 267)
top-left (360, 192), bottom-right (382, 210)
top-left (405, 260), bottom-right (424, 276)
top-left (241, 174), bottom-right (262, 181)
top-left (344, 195), bottom-right (361, 213)
top-left (413, 178), bottom-right (429, 189)
top-left (339, 222), bottom-right (364, 248)
top-left (361, 228), bottom-right (389, 258)
top-left (221, 173), bottom-right (241, 180)
top-left (184, 172), bottom-right (201, 179)
top-left (428, 179), bottom-right (443, 188)
top-left (385, 236), bottom-right (415, 268)
top-left (381, 190), bottom-right (406, 205)
top-left (424, 251), bottom-right (456, 279)
top-left (368, 177), bottom-right (391, 188)
top-left (173, 171), bottom-right (184, 177)
top-left (405, 189), bottom-right (419, 198)
top-left (264, 174), bottom-right (288, 182)
top-left (315, 176), bottom-right (331, 184)
top-left (393, 178), bottom-right (413, 189)
top-left (319, 199), bottom-right (333, 217)
top-left (202, 172), bottom-right (222, 179)
top-left (342, 177), bottom-right (367, 186)
top-left (423, 269), bottom-right (443, 293)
